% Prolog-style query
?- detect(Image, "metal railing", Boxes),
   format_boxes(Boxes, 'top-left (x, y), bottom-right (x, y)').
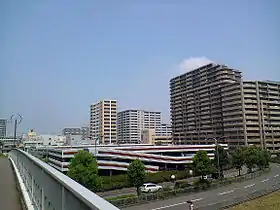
top-left (9, 149), bottom-right (119, 210)
top-left (197, 182), bottom-right (280, 209)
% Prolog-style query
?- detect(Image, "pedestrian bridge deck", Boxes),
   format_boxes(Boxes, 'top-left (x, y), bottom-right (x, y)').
top-left (0, 157), bottom-right (22, 210)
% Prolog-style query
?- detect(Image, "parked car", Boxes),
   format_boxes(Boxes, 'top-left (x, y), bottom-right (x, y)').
top-left (140, 183), bottom-right (162, 193)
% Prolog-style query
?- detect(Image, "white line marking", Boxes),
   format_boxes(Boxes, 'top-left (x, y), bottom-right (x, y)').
top-left (244, 184), bottom-right (255, 189)
top-left (218, 190), bottom-right (234, 196)
top-left (150, 202), bottom-right (186, 210)
top-left (274, 174), bottom-right (279, 178)
top-left (261, 178), bottom-right (269, 182)
top-left (191, 198), bottom-right (203, 202)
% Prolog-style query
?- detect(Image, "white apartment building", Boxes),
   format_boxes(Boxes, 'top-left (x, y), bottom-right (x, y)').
top-left (156, 123), bottom-right (172, 136)
top-left (117, 110), bottom-right (162, 144)
top-left (90, 100), bottom-right (117, 144)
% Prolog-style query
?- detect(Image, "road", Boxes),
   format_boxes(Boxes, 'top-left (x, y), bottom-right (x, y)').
top-left (123, 163), bottom-right (280, 210)
top-left (0, 157), bottom-right (22, 210)
top-left (99, 167), bottom-right (248, 198)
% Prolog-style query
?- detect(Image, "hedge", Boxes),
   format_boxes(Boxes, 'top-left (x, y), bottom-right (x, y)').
top-left (99, 170), bottom-right (191, 192)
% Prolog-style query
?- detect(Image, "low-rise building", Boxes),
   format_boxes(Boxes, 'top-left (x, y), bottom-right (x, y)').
top-left (42, 144), bottom-right (228, 174)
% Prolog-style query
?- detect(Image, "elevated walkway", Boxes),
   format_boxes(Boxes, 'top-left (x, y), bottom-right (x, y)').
top-left (0, 157), bottom-right (22, 210)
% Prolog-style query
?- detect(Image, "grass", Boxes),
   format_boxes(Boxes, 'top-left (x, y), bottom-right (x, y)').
top-left (230, 190), bottom-right (280, 210)
top-left (0, 153), bottom-right (7, 158)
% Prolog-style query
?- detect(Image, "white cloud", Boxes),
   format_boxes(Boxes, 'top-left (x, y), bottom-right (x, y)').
top-left (178, 57), bottom-right (214, 73)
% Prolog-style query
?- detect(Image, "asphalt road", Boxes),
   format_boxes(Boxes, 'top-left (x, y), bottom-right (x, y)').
top-left (123, 163), bottom-right (280, 210)
top-left (0, 157), bottom-right (22, 210)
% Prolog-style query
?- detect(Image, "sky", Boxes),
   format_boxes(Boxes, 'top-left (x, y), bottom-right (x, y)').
top-left (1, 0), bottom-right (279, 135)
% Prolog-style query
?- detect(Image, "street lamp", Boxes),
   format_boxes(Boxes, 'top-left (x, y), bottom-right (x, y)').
top-left (10, 114), bottom-right (23, 147)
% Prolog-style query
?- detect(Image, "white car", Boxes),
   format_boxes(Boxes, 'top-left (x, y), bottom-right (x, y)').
top-left (140, 183), bottom-right (162, 193)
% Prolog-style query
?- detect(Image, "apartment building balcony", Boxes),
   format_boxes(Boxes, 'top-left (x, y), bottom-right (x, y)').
top-left (244, 104), bottom-right (258, 109)
top-left (246, 120), bottom-right (260, 125)
top-left (246, 126), bottom-right (261, 131)
top-left (223, 116), bottom-right (243, 122)
top-left (223, 110), bottom-right (243, 116)
top-left (223, 106), bottom-right (242, 112)
top-left (245, 115), bottom-right (259, 120)
top-left (222, 100), bottom-right (241, 107)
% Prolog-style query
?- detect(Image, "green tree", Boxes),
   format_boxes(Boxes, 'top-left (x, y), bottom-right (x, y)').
top-left (127, 159), bottom-right (146, 195)
top-left (256, 149), bottom-right (271, 170)
top-left (232, 147), bottom-right (245, 176)
top-left (244, 146), bottom-right (259, 173)
top-left (214, 145), bottom-right (229, 177)
top-left (193, 150), bottom-right (214, 179)
top-left (67, 150), bottom-right (102, 192)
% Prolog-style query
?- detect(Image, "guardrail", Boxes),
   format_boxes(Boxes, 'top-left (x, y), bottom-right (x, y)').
top-left (197, 182), bottom-right (280, 210)
top-left (9, 149), bottom-right (119, 210)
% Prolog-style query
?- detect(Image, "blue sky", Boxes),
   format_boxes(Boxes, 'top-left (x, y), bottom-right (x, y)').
top-left (1, 0), bottom-right (279, 134)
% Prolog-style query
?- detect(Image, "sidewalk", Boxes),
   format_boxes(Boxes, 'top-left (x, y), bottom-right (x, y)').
top-left (0, 157), bottom-right (22, 210)
top-left (98, 167), bottom-right (248, 198)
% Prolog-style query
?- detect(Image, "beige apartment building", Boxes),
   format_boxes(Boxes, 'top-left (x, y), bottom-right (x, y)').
top-left (90, 100), bottom-right (117, 144)
top-left (170, 63), bottom-right (280, 152)
top-left (141, 129), bottom-right (173, 145)
top-left (242, 81), bottom-right (280, 152)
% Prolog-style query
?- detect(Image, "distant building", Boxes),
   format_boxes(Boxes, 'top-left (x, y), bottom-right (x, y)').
top-left (62, 126), bottom-right (89, 140)
top-left (81, 126), bottom-right (89, 140)
top-left (0, 119), bottom-right (7, 138)
top-left (117, 110), bottom-right (161, 144)
top-left (65, 134), bottom-right (94, 146)
top-left (37, 135), bottom-right (66, 146)
top-left (156, 123), bottom-right (172, 136)
top-left (141, 129), bottom-right (173, 145)
top-left (62, 127), bottom-right (81, 136)
top-left (90, 100), bottom-right (117, 144)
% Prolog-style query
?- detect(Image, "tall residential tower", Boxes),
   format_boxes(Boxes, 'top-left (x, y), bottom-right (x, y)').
top-left (90, 100), bottom-right (117, 144)
top-left (170, 63), bottom-right (243, 145)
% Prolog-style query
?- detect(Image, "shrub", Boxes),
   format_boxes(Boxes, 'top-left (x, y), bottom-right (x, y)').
top-left (99, 170), bottom-right (191, 192)
top-left (146, 170), bottom-right (190, 183)
top-left (174, 180), bottom-right (191, 189)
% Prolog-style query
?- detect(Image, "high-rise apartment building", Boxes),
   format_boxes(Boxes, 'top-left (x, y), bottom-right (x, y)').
top-left (170, 63), bottom-right (242, 144)
top-left (170, 63), bottom-right (280, 151)
top-left (90, 100), bottom-right (117, 144)
top-left (117, 110), bottom-right (161, 144)
top-left (0, 119), bottom-right (7, 138)
top-left (242, 81), bottom-right (280, 151)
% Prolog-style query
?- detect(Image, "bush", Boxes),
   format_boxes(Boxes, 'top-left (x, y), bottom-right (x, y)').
top-left (99, 170), bottom-right (191, 192)
top-left (100, 174), bottom-right (131, 191)
top-left (174, 180), bottom-right (191, 189)
top-left (145, 170), bottom-right (190, 183)
top-left (193, 178), bottom-right (211, 190)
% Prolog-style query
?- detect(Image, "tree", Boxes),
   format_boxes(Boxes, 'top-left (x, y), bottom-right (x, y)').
top-left (127, 159), bottom-right (146, 195)
top-left (244, 146), bottom-right (259, 173)
top-left (232, 147), bottom-right (245, 176)
top-left (214, 145), bottom-right (229, 177)
top-left (67, 150), bottom-right (102, 192)
top-left (256, 149), bottom-right (271, 170)
top-left (193, 150), bottom-right (215, 180)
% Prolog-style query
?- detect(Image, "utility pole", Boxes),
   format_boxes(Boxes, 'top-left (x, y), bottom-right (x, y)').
top-left (214, 138), bottom-right (220, 179)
